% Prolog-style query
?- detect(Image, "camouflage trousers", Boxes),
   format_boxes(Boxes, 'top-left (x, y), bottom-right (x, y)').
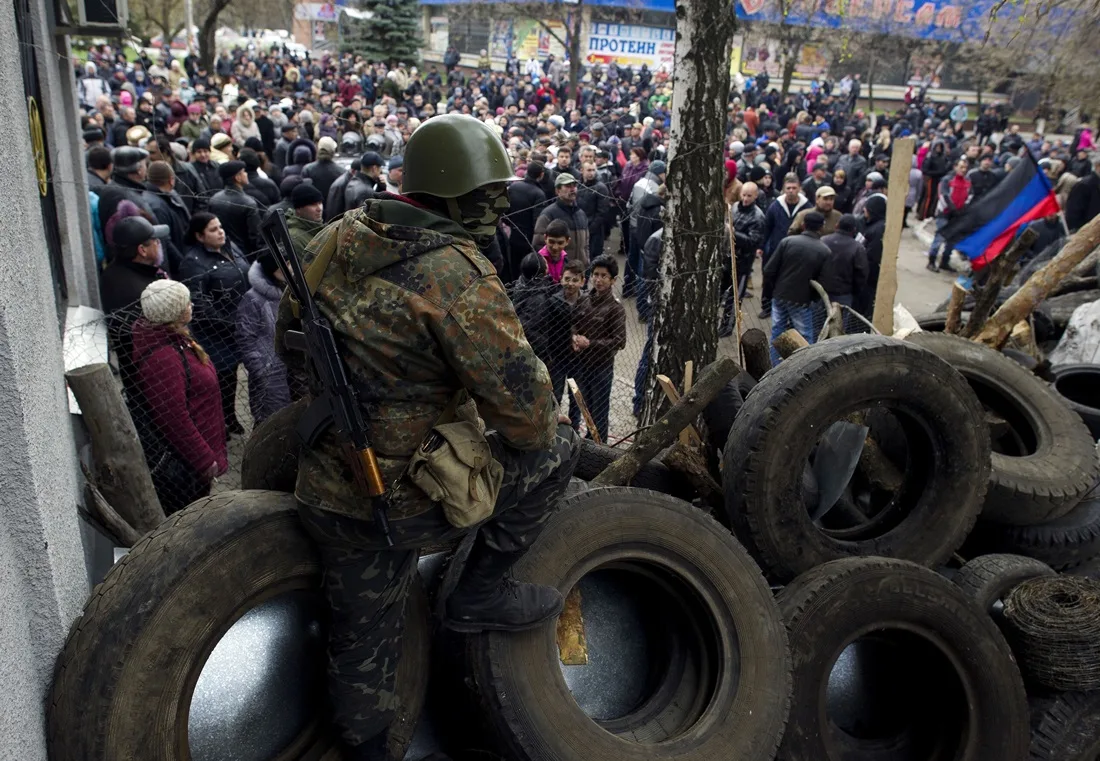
top-left (297, 423), bottom-right (580, 758)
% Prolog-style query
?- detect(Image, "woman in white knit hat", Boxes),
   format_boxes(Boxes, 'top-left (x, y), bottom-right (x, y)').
top-left (132, 280), bottom-right (227, 513)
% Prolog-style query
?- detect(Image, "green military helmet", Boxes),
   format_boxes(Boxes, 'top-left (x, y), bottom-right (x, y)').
top-left (401, 113), bottom-right (519, 198)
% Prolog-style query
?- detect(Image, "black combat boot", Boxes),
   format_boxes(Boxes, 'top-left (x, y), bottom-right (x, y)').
top-left (444, 540), bottom-right (563, 633)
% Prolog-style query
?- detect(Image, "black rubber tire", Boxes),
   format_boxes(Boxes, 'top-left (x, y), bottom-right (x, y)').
top-left (701, 370), bottom-right (758, 456)
top-left (1030, 691), bottom-right (1100, 760)
top-left (723, 335), bottom-right (990, 583)
top-left (465, 487), bottom-right (791, 761)
top-left (240, 398), bottom-right (306, 492)
top-left (952, 553), bottom-right (1056, 614)
top-left (908, 332), bottom-right (1099, 526)
top-left (46, 490), bottom-right (430, 761)
top-left (966, 487), bottom-right (1100, 571)
top-left (1052, 364), bottom-right (1100, 440)
top-left (776, 557), bottom-right (1030, 761)
top-left (572, 438), bottom-right (693, 498)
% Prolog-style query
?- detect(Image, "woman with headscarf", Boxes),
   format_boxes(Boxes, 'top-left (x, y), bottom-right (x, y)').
top-left (831, 168), bottom-right (854, 214)
top-left (231, 101), bottom-right (260, 147)
top-left (132, 280), bottom-right (227, 513)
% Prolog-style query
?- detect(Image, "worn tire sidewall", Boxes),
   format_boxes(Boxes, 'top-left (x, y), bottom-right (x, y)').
top-left (724, 337), bottom-right (990, 582)
top-left (470, 487), bottom-right (791, 761)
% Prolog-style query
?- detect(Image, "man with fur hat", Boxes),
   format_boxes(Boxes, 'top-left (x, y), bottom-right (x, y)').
top-left (96, 146), bottom-right (155, 230)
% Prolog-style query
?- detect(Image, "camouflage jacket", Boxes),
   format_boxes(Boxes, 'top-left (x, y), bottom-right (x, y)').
top-left (275, 197), bottom-right (556, 519)
top-left (286, 211), bottom-right (322, 257)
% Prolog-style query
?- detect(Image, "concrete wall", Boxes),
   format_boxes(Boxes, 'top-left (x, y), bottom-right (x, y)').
top-left (0, 0), bottom-right (94, 756)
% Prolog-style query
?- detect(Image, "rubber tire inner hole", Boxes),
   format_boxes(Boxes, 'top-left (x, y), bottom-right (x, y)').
top-left (825, 629), bottom-right (967, 760)
top-left (559, 563), bottom-right (722, 744)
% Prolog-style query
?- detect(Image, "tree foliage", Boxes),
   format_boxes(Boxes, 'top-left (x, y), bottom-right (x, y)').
top-left (349, 0), bottom-right (424, 64)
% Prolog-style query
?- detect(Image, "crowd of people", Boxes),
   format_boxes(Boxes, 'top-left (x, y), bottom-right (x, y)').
top-left (77, 40), bottom-right (1100, 506)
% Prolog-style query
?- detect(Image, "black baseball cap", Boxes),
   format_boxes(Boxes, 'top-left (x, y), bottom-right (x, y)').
top-left (114, 216), bottom-right (169, 248)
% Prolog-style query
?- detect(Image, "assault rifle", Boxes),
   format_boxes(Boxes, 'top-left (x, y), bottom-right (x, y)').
top-left (259, 211), bottom-right (394, 546)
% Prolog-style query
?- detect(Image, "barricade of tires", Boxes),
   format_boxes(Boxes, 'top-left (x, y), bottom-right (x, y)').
top-left (46, 333), bottom-right (1100, 761)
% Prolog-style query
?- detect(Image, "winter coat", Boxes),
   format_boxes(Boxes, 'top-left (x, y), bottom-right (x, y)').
top-left (790, 207), bottom-right (842, 236)
top-left (857, 197), bottom-right (887, 318)
top-left (96, 174), bottom-right (154, 232)
top-left (577, 179), bottom-right (610, 232)
top-left (325, 171), bottom-right (352, 222)
top-left (236, 262), bottom-right (291, 424)
top-left (731, 201), bottom-right (767, 256)
top-left (763, 194), bottom-right (812, 258)
top-left (208, 187), bottom-right (264, 258)
top-left (344, 173), bottom-right (383, 211)
top-left (629, 172), bottom-right (662, 230)
top-left (230, 105), bottom-right (261, 146)
top-left (642, 228), bottom-right (663, 282)
top-left (762, 231), bottom-right (829, 305)
top-left (505, 176), bottom-right (547, 255)
top-left (819, 230), bottom-right (868, 299)
top-left (633, 193), bottom-right (664, 249)
top-left (907, 166), bottom-right (923, 208)
top-left (1066, 172), bottom-right (1100, 232)
top-left (131, 319), bottom-right (227, 476)
top-left (937, 173), bottom-right (972, 218)
top-left (302, 157), bottom-right (344, 201)
top-left (247, 170), bottom-right (280, 206)
top-left (617, 160), bottom-right (649, 203)
top-left (191, 160), bottom-right (222, 197)
top-left (142, 185), bottom-right (191, 276)
top-left (835, 154), bottom-right (868, 187)
top-left (967, 167), bottom-right (1002, 202)
top-left (573, 288), bottom-right (626, 367)
top-left (287, 212), bottom-right (322, 256)
top-left (506, 274), bottom-right (557, 363)
top-left (178, 241), bottom-right (251, 372)
top-left (532, 200), bottom-right (590, 270)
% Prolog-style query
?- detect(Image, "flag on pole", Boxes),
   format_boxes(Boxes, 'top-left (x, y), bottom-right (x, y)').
top-left (941, 152), bottom-right (1060, 270)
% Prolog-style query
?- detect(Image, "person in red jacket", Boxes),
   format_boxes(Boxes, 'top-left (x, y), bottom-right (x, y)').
top-left (132, 279), bottom-right (227, 513)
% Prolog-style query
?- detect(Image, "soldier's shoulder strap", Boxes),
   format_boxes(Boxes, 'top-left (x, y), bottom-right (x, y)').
top-left (290, 221), bottom-right (341, 319)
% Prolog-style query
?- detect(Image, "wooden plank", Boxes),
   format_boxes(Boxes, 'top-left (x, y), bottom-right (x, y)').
top-left (656, 374), bottom-right (703, 447)
top-left (943, 282), bottom-right (968, 334)
top-left (683, 361), bottom-right (694, 394)
top-left (567, 377), bottom-right (601, 445)
top-left (872, 136), bottom-right (916, 335)
top-left (593, 358), bottom-right (739, 487)
top-left (773, 328), bottom-right (810, 359)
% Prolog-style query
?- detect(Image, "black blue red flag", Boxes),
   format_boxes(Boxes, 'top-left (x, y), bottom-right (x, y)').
top-left (941, 153), bottom-right (1060, 270)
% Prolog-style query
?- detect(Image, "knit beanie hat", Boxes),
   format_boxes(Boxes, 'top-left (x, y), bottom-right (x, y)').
top-left (141, 280), bottom-right (191, 324)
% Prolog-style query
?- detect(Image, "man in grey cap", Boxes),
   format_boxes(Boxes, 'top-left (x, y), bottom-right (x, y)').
top-left (385, 155), bottom-right (403, 194)
top-left (96, 146), bottom-right (155, 230)
top-left (763, 210), bottom-right (829, 365)
top-left (533, 173), bottom-right (590, 269)
top-left (208, 159), bottom-right (264, 258)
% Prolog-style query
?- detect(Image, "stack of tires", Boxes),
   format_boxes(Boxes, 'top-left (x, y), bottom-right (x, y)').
top-left (45, 334), bottom-right (1100, 761)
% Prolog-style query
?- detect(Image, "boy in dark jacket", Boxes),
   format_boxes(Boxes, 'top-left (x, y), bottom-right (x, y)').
top-left (572, 255), bottom-right (626, 441)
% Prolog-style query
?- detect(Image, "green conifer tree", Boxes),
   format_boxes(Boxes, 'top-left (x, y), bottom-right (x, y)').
top-left (351, 0), bottom-right (422, 64)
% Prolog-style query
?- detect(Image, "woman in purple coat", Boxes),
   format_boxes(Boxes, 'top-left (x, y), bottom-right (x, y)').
top-left (235, 252), bottom-right (292, 424)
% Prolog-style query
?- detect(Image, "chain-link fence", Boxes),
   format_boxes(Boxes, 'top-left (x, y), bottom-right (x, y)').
top-left (69, 231), bottom-right (864, 513)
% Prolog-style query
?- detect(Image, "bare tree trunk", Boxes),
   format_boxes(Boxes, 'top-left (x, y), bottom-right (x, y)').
top-left (568, 0), bottom-right (583, 101)
top-left (199, 0), bottom-right (234, 72)
top-left (780, 36), bottom-right (799, 98)
top-left (867, 44), bottom-right (877, 114)
top-left (640, 0), bottom-right (735, 423)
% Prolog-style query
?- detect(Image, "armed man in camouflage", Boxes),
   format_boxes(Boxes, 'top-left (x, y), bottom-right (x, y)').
top-left (275, 113), bottom-right (580, 761)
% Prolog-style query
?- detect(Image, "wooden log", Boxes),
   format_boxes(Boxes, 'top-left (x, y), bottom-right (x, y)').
top-left (66, 363), bottom-right (165, 533)
top-left (961, 227), bottom-right (1037, 338)
top-left (943, 282), bottom-right (969, 334)
top-left (773, 328), bottom-right (810, 359)
top-left (872, 136), bottom-right (916, 335)
top-left (81, 462), bottom-right (142, 546)
top-left (975, 214), bottom-right (1100, 348)
top-left (663, 441), bottom-right (723, 500)
top-left (593, 357), bottom-right (740, 487)
top-left (740, 328), bottom-right (771, 380)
